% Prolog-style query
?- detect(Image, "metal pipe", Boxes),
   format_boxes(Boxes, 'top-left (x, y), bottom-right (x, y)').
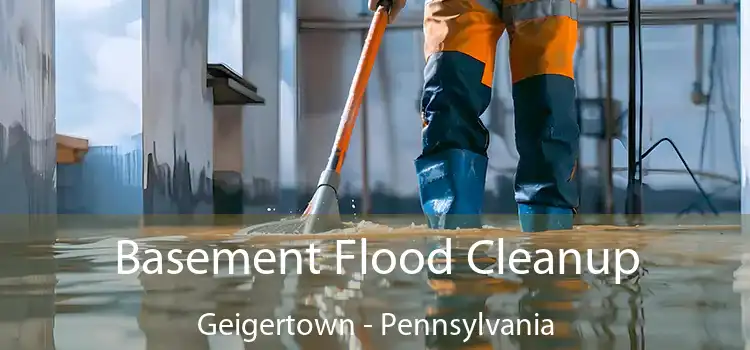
top-left (691, 0), bottom-right (708, 105)
top-left (625, 0), bottom-right (643, 222)
top-left (360, 90), bottom-right (371, 217)
top-left (739, 0), bottom-right (749, 218)
top-left (359, 29), bottom-right (371, 218)
top-left (695, 23), bottom-right (704, 87)
top-left (602, 17), bottom-right (615, 217)
top-left (299, 4), bottom-right (737, 31)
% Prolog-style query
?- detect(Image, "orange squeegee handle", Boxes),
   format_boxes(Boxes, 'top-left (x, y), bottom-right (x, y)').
top-left (323, 4), bottom-right (390, 174)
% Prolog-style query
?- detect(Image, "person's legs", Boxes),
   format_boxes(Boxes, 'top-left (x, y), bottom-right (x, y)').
top-left (504, 0), bottom-right (580, 232)
top-left (417, 0), bottom-right (505, 229)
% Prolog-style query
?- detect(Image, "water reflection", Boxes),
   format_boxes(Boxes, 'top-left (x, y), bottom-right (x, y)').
top-left (0, 226), bottom-right (745, 349)
top-left (508, 238), bottom-right (587, 350)
top-left (137, 242), bottom-right (216, 350)
top-left (0, 243), bottom-right (56, 350)
top-left (422, 238), bottom-right (591, 350)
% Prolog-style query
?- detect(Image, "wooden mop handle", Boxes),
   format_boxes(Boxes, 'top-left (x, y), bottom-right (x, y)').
top-left (324, 5), bottom-right (390, 174)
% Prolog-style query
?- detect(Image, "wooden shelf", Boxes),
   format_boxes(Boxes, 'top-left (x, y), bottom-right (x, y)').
top-left (56, 134), bottom-right (89, 164)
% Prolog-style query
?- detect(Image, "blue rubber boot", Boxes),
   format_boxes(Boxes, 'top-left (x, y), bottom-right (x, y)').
top-left (415, 149), bottom-right (488, 230)
top-left (518, 204), bottom-right (574, 232)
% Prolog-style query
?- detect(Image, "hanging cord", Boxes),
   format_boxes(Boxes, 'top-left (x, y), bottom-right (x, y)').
top-left (639, 138), bottom-right (720, 215)
top-left (606, 0), bottom-right (719, 216)
top-left (630, 4), bottom-right (720, 216)
top-left (697, 25), bottom-right (718, 171)
top-left (698, 20), bottom-right (741, 178)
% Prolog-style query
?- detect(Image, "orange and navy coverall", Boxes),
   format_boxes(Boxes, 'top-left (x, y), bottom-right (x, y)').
top-left (414, 0), bottom-right (580, 232)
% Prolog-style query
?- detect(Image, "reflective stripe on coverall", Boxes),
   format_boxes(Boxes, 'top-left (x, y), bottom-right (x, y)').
top-left (418, 0), bottom-right (580, 219)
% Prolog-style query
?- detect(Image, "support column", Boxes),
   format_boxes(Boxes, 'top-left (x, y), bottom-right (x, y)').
top-left (142, 0), bottom-right (214, 222)
top-left (279, 0), bottom-right (300, 213)
top-left (243, 0), bottom-right (279, 215)
top-left (243, 1), bottom-right (298, 215)
top-left (0, 0), bottom-right (56, 242)
top-left (209, 0), bottom-right (245, 218)
top-left (213, 105), bottom-right (244, 216)
top-left (738, 2), bottom-right (750, 350)
top-left (601, 12), bottom-right (616, 218)
top-left (741, 0), bottom-right (749, 218)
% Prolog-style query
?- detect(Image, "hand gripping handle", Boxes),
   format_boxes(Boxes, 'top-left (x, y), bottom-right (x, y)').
top-left (377, 0), bottom-right (393, 11)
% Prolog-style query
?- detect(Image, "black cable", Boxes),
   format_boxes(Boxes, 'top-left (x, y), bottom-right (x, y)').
top-left (679, 182), bottom-right (736, 216)
top-left (625, 0), bottom-right (721, 217)
top-left (638, 138), bottom-right (720, 215)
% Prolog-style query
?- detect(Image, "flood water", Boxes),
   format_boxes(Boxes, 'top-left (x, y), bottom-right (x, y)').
top-left (1, 219), bottom-right (746, 350)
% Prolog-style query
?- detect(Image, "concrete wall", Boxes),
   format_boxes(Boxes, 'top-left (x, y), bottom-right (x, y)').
top-left (142, 0), bottom-right (214, 218)
top-left (0, 0), bottom-right (56, 241)
top-left (739, 1), bottom-right (748, 348)
top-left (0, 1), bottom-right (56, 347)
top-left (57, 135), bottom-right (143, 215)
top-left (741, 0), bottom-right (749, 217)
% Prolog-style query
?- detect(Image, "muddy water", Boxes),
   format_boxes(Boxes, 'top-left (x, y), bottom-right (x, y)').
top-left (0, 221), bottom-right (746, 350)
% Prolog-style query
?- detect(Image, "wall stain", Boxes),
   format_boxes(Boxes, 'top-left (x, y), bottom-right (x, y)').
top-left (238, 177), bottom-right (277, 210)
top-left (142, 0), bottom-right (213, 224)
top-left (144, 137), bottom-right (213, 220)
top-left (0, 122), bottom-right (56, 242)
top-left (213, 170), bottom-right (243, 215)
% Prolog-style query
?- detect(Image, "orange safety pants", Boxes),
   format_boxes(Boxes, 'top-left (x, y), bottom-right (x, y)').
top-left (419, 0), bottom-right (580, 210)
